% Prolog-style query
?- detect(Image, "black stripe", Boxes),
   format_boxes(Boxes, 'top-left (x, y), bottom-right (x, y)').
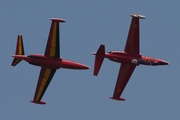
top-left (39, 69), bottom-right (57, 101)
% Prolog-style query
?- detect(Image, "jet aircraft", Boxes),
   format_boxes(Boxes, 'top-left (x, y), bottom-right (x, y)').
top-left (11, 18), bottom-right (90, 104)
top-left (93, 14), bottom-right (169, 101)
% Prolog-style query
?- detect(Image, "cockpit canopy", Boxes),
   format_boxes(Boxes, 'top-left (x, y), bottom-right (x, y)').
top-left (27, 54), bottom-right (44, 59)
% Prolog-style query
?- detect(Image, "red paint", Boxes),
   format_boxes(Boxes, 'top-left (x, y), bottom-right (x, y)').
top-left (93, 14), bottom-right (169, 101)
top-left (12, 54), bottom-right (90, 69)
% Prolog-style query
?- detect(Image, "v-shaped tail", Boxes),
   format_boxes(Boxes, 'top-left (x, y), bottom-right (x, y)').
top-left (11, 35), bottom-right (25, 66)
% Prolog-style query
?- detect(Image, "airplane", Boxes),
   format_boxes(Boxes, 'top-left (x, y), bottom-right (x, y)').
top-left (11, 18), bottom-right (90, 104)
top-left (92, 14), bottom-right (169, 101)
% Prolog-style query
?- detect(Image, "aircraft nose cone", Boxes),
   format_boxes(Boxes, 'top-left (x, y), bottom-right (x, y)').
top-left (158, 61), bottom-right (169, 65)
top-left (78, 63), bottom-right (90, 69)
top-left (164, 61), bottom-right (169, 65)
top-left (83, 65), bottom-right (90, 69)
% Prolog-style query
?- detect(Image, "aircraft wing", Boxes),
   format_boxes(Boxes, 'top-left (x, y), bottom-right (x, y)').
top-left (110, 64), bottom-right (136, 101)
top-left (124, 16), bottom-right (140, 54)
top-left (31, 67), bottom-right (57, 104)
top-left (44, 18), bottom-right (65, 58)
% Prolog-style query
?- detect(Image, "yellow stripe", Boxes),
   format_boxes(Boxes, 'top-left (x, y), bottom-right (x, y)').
top-left (36, 68), bottom-right (51, 100)
top-left (12, 59), bottom-right (20, 66)
top-left (50, 22), bottom-right (57, 57)
top-left (18, 36), bottom-right (23, 54)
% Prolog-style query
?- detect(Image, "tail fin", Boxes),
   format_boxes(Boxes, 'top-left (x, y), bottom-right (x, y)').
top-left (92, 45), bottom-right (105, 76)
top-left (11, 35), bottom-right (25, 66)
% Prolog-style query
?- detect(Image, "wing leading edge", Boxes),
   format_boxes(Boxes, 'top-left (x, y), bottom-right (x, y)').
top-left (44, 18), bottom-right (65, 58)
top-left (31, 67), bottom-right (57, 104)
top-left (110, 64), bottom-right (136, 101)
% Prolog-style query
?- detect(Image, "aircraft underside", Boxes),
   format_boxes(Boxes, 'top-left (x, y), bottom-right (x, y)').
top-left (26, 57), bottom-right (89, 69)
top-left (106, 53), bottom-right (168, 66)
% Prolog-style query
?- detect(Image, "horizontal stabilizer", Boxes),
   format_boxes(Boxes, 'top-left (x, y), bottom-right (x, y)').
top-left (93, 45), bottom-right (105, 76)
top-left (109, 97), bottom-right (125, 101)
top-left (11, 58), bottom-right (22, 66)
top-left (30, 100), bottom-right (46, 105)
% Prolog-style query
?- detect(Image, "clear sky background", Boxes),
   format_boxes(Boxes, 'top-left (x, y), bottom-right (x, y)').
top-left (0, 0), bottom-right (179, 120)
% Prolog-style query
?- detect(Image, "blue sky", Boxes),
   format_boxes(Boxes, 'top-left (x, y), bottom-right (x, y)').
top-left (0, 0), bottom-right (179, 119)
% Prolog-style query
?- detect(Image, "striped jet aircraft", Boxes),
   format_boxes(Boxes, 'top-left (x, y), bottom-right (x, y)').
top-left (11, 18), bottom-right (90, 104)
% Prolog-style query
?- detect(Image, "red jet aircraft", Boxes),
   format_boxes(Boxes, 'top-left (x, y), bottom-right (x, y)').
top-left (93, 14), bottom-right (169, 101)
top-left (11, 18), bottom-right (90, 104)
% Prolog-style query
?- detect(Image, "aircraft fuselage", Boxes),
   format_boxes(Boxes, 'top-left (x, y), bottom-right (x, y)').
top-left (12, 54), bottom-right (90, 69)
top-left (97, 51), bottom-right (168, 66)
